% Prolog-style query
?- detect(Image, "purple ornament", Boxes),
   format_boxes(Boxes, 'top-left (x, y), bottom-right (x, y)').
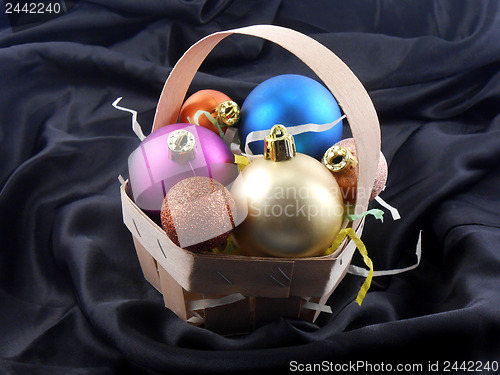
top-left (128, 123), bottom-right (237, 214)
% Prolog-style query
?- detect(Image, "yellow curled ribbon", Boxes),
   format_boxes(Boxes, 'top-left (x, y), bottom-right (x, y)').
top-left (211, 235), bottom-right (244, 256)
top-left (324, 228), bottom-right (373, 306)
top-left (234, 154), bottom-right (249, 171)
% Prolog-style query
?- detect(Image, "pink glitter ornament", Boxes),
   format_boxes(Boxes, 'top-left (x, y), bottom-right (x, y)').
top-left (161, 176), bottom-right (237, 253)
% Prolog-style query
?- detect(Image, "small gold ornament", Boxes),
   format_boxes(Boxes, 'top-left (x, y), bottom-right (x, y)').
top-left (231, 125), bottom-right (344, 258)
top-left (215, 100), bottom-right (240, 127)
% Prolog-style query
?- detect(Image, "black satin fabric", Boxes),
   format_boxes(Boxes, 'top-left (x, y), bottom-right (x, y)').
top-left (1, 1), bottom-right (499, 374)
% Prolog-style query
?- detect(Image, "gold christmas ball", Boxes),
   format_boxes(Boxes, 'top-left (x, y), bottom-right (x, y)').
top-left (231, 126), bottom-right (344, 258)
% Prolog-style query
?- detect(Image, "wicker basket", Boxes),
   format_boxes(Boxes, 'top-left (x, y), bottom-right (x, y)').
top-left (120, 25), bottom-right (380, 335)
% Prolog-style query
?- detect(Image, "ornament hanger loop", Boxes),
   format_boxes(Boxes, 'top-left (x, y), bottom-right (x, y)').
top-left (216, 100), bottom-right (240, 127)
top-left (167, 129), bottom-right (197, 164)
top-left (270, 124), bottom-right (287, 138)
top-left (264, 124), bottom-right (296, 161)
top-left (323, 145), bottom-right (358, 172)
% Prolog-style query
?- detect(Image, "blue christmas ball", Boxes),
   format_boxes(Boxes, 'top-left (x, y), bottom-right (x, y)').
top-left (239, 74), bottom-right (343, 160)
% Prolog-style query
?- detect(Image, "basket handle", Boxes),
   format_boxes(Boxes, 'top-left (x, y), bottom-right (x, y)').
top-left (152, 25), bottom-right (380, 215)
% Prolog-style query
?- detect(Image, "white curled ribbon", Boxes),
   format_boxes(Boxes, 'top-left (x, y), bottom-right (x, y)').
top-left (224, 126), bottom-right (238, 148)
top-left (348, 230), bottom-right (422, 278)
top-left (374, 194), bottom-right (401, 221)
top-left (225, 127), bottom-right (262, 162)
top-left (117, 174), bottom-right (126, 186)
top-left (187, 293), bottom-right (246, 324)
top-left (244, 115), bottom-right (346, 155)
top-left (186, 293), bottom-right (333, 324)
top-left (112, 97), bottom-right (146, 141)
top-left (301, 297), bottom-right (333, 314)
top-left (347, 195), bottom-right (400, 223)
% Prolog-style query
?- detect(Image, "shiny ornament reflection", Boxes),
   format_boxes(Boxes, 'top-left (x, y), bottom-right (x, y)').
top-left (231, 125), bottom-right (344, 258)
top-left (128, 123), bottom-right (237, 214)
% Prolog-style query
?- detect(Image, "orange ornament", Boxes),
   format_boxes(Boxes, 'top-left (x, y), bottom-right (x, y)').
top-left (179, 89), bottom-right (240, 135)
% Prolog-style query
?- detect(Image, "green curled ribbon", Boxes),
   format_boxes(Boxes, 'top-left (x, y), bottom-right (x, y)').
top-left (188, 110), bottom-right (225, 138)
top-left (345, 207), bottom-right (385, 223)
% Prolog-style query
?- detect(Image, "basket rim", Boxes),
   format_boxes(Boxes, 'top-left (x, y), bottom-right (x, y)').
top-left (121, 180), bottom-right (364, 298)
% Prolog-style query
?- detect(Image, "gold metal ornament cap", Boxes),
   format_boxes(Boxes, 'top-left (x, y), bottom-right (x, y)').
top-left (215, 100), bottom-right (240, 127)
top-left (167, 129), bottom-right (197, 164)
top-left (322, 145), bottom-right (358, 172)
top-left (264, 124), bottom-right (296, 162)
